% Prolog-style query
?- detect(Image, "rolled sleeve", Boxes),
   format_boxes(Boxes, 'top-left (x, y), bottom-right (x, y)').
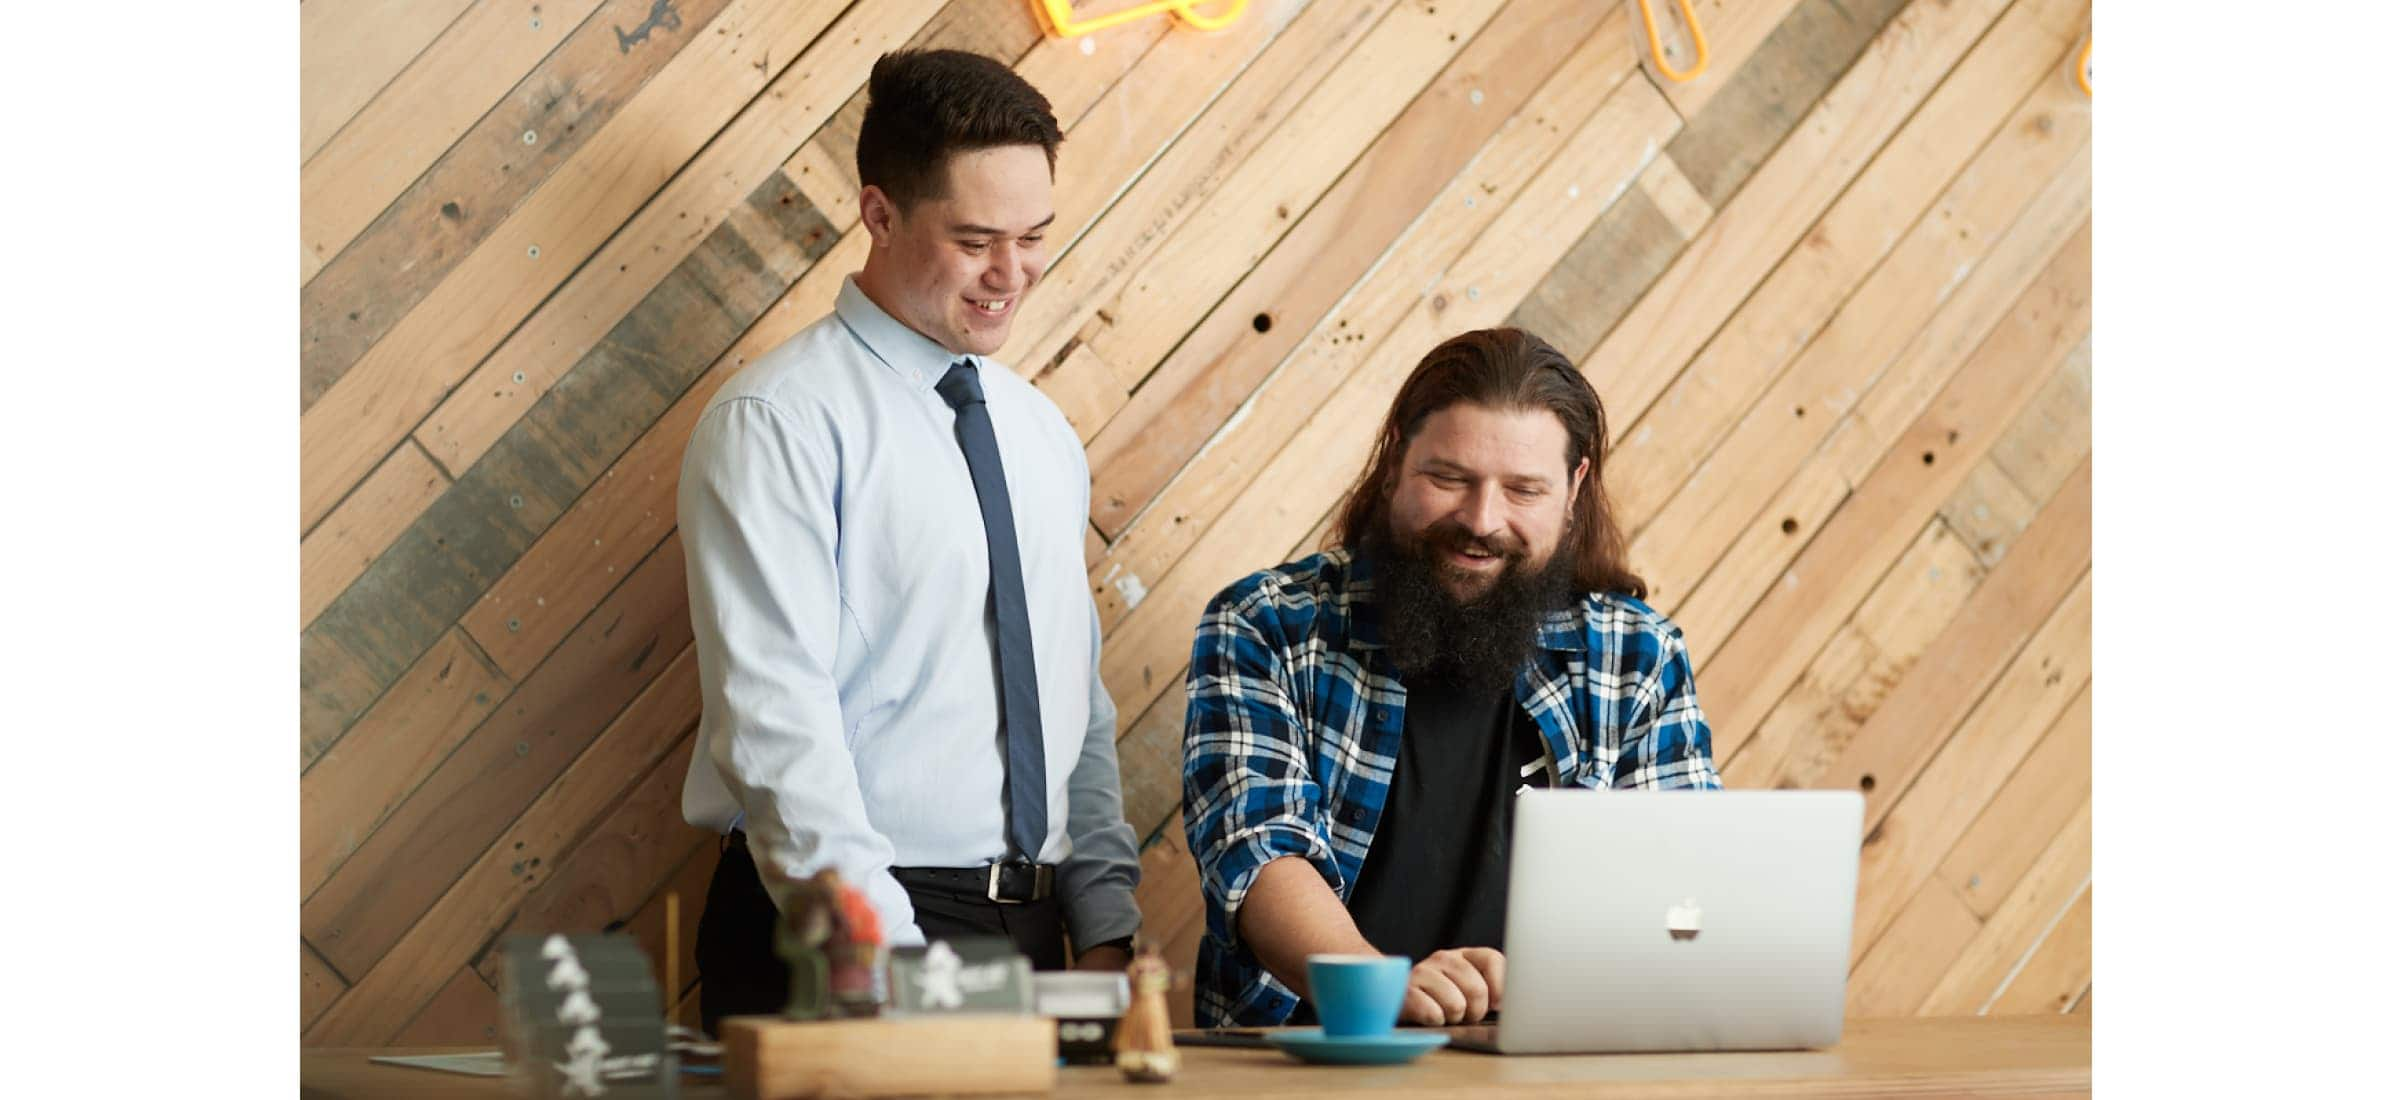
top-left (1180, 593), bottom-right (1339, 951)
top-left (1058, 597), bottom-right (1142, 948)
top-left (1611, 621), bottom-right (1722, 790)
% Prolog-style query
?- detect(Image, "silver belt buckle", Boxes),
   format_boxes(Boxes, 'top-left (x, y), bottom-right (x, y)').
top-left (985, 862), bottom-right (1052, 904)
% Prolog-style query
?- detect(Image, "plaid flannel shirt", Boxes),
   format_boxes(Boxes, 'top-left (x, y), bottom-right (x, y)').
top-left (1179, 548), bottom-right (1721, 1027)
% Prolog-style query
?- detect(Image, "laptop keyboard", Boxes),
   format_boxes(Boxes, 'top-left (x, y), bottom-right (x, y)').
top-left (1445, 1024), bottom-right (1500, 1049)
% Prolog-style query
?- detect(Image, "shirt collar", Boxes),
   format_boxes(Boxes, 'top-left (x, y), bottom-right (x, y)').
top-left (1341, 547), bottom-right (1589, 653)
top-left (835, 276), bottom-right (969, 391)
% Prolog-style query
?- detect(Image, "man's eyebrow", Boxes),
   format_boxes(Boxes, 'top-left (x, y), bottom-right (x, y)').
top-left (1419, 457), bottom-right (1554, 487)
top-left (950, 213), bottom-right (1057, 236)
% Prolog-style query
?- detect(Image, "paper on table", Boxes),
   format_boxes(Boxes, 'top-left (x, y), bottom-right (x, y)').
top-left (368, 1051), bottom-right (509, 1077)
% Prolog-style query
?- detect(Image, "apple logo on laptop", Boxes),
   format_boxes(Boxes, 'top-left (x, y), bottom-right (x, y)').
top-left (1666, 898), bottom-right (1702, 941)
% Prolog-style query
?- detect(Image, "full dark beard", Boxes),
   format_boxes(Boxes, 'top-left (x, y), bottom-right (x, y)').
top-left (1362, 517), bottom-right (1574, 691)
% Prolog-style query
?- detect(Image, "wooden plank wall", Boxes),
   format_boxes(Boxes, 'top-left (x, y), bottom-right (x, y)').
top-left (298, 0), bottom-right (2093, 1040)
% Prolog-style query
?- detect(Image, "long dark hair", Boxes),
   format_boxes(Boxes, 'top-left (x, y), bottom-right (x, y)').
top-left (1332, 327), bottom-right (1645, 599)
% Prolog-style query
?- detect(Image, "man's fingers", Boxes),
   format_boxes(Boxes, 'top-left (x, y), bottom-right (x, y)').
top-left (1408, 968), bottom-right (1468, 1025)
top-left (1429, 952), bottom-right (1491, 1023)
top-left (1400, 987), bottom-right (1446, 1026)
top-left (1447, 958), bottom-right (1491, 1023)
top-left (1464, 947), bottom-right (1507, 1009)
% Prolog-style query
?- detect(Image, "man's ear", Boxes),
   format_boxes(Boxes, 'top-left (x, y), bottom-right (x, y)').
top-left (1380, 440), bottom-right (1407, 500)
top-left (858, 185), bottom-right (897, 248)
top-left (1568, 456), bottom-right (1591, 505)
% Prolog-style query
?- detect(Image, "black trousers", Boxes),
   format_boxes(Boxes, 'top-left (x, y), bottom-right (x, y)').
top-left (694, 835), bottom-right (1068, 1036)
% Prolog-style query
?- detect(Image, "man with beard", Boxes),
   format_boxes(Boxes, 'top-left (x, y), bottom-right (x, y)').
top-left (1179, 327), bottom-right (1720, 1029)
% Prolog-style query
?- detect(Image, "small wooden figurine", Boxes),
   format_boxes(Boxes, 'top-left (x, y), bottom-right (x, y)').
top-left (773, 869), bottom-right (885, 1020)
top-left (828, 877), bottom-right (885, 1017)
top-left (1110, 946), bottom-right (1179, 1083)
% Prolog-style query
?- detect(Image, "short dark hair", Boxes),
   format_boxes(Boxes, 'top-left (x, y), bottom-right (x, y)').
top-left (1333, 327), bottom-right (1646, 599)
top-left (855, 49), bottom-right (1062, 212)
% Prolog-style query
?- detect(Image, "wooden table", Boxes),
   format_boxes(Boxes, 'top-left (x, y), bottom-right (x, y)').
top-left (300, 1015), bottom-right (2090, 1099)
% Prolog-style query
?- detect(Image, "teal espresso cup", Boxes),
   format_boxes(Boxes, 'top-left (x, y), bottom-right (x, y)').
top-left (1305, 954), bottom-right (1412, 1038)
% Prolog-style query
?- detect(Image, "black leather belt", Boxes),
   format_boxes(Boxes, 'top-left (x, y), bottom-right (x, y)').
top-left (892, 862), bottom-right (1057, 905)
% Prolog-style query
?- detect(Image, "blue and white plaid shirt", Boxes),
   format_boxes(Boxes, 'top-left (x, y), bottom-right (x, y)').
top-left (1179, 548), bottom-right (1721, 1027)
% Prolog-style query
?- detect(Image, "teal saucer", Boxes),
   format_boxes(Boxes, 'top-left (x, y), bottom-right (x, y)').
top-left (1264, 1028), bottom-right (1451, 1066)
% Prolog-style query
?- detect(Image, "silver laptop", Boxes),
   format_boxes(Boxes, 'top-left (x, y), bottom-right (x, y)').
top-left (1451, 788), bottom-right (1862, 1054)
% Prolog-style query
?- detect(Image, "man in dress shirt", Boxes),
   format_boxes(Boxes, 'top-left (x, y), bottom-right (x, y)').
top-left (677, 49), bottom-right (1139, 1034)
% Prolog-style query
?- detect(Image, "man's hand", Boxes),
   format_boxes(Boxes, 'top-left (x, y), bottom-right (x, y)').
top-left (1400, 947), bottom-right (1505, 1025)
top-left (1074, 945), bottom-right (1131, 972)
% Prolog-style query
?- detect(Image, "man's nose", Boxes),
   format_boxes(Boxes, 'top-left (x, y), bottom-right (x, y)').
top-left (987, 243), bottom-right (1034, 292)
top-left (1458, 484), bottom-right (1505, 539)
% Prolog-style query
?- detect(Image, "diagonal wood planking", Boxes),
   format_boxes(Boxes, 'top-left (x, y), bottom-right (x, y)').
top-left (1707, 518), bottom-right (1988, 789)
top-left (1939, 680), bottom-right (2093, 919)
top-left (469, 719), bottom-right (711, 986)
top-left (301, 629), bottom-right (509, 895)
top-left (1086, 1), bottom-right (2090, 1005)
top-left (1637, 138), bottom-right (2091, 624)
top-left (300, 0), bottom-right (477, 163)
top-left (300, 0), bottom-right (2096, 1036)
top-left (299, 440), bottom-right (449, 631)
top-left (997, 0), bottom-right (1450, 380)
top-left (1608, 3), bottom-right (2089, 546)
top-left (1087, 22), bottom-right (1665, 825)
top-left (1085, 24), bottom-right (1657, 635)
top-left (301, 0), bottom-right (739, 407)
top-left (414, 0), bottom-right (1049, 480)
top-left (1096, 75), bottom-right (1685, 726)
top-left (1086, 0), bottom-right (1994, 739)
top-left (1700, 222), bottom-right (2091, 757)
top-left (1916, 801), bottom-right (2092, 1014)
top-left (1069, 0), bottom-right (1529, 384)
top-left (304, 537), bottom-right (695, 982)
top-left (300, 172), bottom-right (836, 747)
top-left (1849, 573), bottom-right (2093, 962)
top-left (1640, 0), bottom-right (1806, 120)
top-left (1516, 0), bottom-right (1925, 385)
top-left (1986, 883), bottom-right (2092, 1015)
top-left (390, 967), bottom-right (505, 1046)
top-left (307, 619), bottom-right (706, 1043)
top-left (302, 4), bottom-right (1208, 618)
top-left (449, 2), bottom-right (1296, 678)
top-left (1082, 0), bottom-right (1617, 539)
top-left (1097, 9), bottom-right (1659, 841)
top-left (1582, 0), bottom-right (2024, 436)
top-left (299, 0), bottom-right (933, 532)
top-left (303, 0), bottom-right (610, 284)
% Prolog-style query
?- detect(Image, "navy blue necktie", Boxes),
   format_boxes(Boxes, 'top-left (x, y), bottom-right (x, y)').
top-left (935, 360), bottom-right (1048, 863)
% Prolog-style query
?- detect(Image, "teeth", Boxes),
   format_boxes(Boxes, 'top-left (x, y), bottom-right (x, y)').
top-left (972, 299), bottom-right (1009, 314)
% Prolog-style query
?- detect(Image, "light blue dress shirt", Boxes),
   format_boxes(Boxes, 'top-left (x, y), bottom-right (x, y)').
top-left (678, 277), bottom-right (1140, 949)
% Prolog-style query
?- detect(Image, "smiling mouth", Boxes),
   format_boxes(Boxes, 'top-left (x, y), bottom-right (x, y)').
top-left (967, 297), bottom-right (1013, 317)
top-left (1449, 546), bottom-right (1503, 568)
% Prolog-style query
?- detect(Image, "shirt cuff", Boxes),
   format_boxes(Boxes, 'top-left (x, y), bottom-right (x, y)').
top-left (1062, 877), bottom-right (1141, 950)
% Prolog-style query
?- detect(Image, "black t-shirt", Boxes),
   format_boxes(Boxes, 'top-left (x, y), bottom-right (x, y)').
top-left (1340, 673), bottom-right (1554, 963)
